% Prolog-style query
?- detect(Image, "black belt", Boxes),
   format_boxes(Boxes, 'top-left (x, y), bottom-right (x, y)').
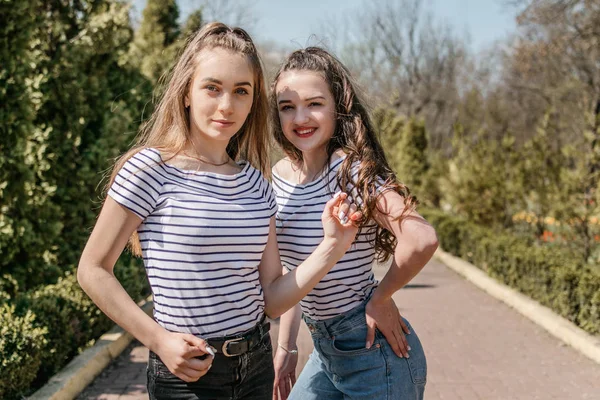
top-left (207, 320), bottom-right (270, 357)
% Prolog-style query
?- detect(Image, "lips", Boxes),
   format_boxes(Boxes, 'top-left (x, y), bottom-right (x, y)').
top-left (294, 127), bottom-right (317, 137)
top-left (212, 120), bottom-right (235, 127)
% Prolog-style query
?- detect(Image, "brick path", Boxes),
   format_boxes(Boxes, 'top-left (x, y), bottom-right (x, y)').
top-left (77, 259), bottom-right (600, 399)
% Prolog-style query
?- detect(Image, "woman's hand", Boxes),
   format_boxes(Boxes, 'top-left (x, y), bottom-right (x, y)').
top-left (272, 345), bottom-right (298, 400)
top-left (322, 192), bottom-right (362, 250)
top-left (365, 297), bottom-right (411, 358)
top-left (155, 331), bottom-right (215, 382)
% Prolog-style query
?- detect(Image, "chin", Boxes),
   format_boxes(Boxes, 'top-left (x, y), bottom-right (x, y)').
top-left (291, 140), bottom-right (325, 154)
top-left (207, 128), bottom-right (238, 141)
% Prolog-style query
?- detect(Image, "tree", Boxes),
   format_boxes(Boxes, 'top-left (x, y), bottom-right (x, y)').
top-left (193, 0), bottom-right (258, 30)
top-left (395, 118), bottom-right (430, 192)
top-left (372, 107), bottom-right (405, 154)
top-left (0, 0), bottom-right (62, 289)
top-left (505, 0), bottom-right (600, 258)
top-left (322, 0), bottom-right (467, 150)
top-left (0, 0), bottom-right (151, 290)
top-left (441, 126), bottom-right (525, 228)
top-left (129, 0), bottom-right (180, 83)
top-left (521, 111), bottom-right (565, 238)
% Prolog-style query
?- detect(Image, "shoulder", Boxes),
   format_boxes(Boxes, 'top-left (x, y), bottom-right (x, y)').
top-left (272, 157), bottom-right (295, 181)
top-left (331, 149), bottom-right (347, 164)
top-left (123, 147), bottom-right (163, 170)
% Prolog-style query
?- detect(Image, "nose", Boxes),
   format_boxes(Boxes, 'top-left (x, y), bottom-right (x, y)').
top-left (293, 107), bottom-right (310, 125)
top-left (218, 93), bottom-right (233, 115)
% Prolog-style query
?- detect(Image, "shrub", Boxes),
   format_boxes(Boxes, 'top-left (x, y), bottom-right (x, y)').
top-left (0, 304), bottom-right (47, 400)
top-left (421, 207), bottom-right (599, 334)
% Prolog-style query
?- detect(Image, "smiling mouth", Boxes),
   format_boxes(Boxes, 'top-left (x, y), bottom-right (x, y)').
top-left (294, 127), bottom-right (317, 137)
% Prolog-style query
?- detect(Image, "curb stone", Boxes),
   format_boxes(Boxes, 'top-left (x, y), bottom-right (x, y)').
top-left (28, 298), bottom-right (153, 400)
top-left (434, 248), bottom-right (600, 364)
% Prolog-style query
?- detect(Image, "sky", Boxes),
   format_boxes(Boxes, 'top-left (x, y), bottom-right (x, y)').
top-left (132, 0), bottom-right (517, 53)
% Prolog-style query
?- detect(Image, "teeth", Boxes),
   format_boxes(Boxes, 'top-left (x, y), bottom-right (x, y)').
top-left (297, 128), bottom-right (315, 135)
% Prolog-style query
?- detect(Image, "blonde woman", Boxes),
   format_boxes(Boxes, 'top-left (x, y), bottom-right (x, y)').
top-left (78, 25), bottom-right (361, 400)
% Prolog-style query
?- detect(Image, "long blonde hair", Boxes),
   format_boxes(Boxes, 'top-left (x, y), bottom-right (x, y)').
top-left (108, 22), bottom-right (269, 256)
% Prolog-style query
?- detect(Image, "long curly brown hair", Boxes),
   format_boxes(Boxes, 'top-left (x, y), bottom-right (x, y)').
top-left (270, 47), bottom-right (417, 262)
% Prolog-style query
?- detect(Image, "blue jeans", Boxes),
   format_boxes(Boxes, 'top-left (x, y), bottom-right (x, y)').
top-left (289, 301), bottom-right (426, 400)
top-left (147, 332), bottom-right (274, 399)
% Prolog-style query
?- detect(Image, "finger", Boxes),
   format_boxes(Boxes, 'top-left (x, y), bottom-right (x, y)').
top-left (183, 334), bottom-right (213, 356)
top-left (400, 317), bottom-right (411, 335)
top-left (349, 210), bottom-right (363, 223)
top-left (398, 318), bottom-right (411, 351)
top-left (322, 192), bottom-right (348, 220)
top-left (337, 200), bottom-right (351, 224)
top-left (177, 372), bottom-right (196, 382)
top-left (273, 380), bottom-right (280, 400)
top-left (282, 378), bottom-right (290, 400)
top-left (365, 319), bottom-right (376, 349)
top-left (344, 204), bottom-right (358, 226)
top-left (185, 346), bottom-right (211, 359)
top-left (174, 367), bottom-right (204, 382)
top-left (394, 329), bottom-right (410, 358)
top-left (290, 371), bottom-right (296, 386)
top-left (380, 327), bottom-right (403, 358)
top-left (186, 356), bottom-right (213, 371)
top-left (348, 203), bottom-right (357, 215)
top-left (183, 333), bottom-right (206, 348)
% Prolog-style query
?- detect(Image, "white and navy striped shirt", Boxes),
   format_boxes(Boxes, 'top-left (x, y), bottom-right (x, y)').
top-left (273, 156), bottom-right (382, 320)
top-left (108, 148), bottom-right (277, 337)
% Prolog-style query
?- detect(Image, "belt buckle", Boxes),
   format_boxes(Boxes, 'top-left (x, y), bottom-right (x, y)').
top-left (222, 337), bottom-right (244, 357)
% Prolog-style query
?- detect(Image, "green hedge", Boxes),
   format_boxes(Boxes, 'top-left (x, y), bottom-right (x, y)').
top-left (0, 255), bottom-right (148, 400)
top-left (421, 207), bottom-right (600, 335)
top-left (0, 305), bottom-right (47, 400)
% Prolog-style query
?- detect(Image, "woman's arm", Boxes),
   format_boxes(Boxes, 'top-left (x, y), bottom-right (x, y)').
top-left (273, 293), bottom-right (302, 400)
top-left (77, 197), bottom-right (213, 382)
top-left (259, 193), bottom-right (360, 318)
top-left (371, 190), bottom-right (439, 300)
top-left (365, 190), bottom-right (439, 357)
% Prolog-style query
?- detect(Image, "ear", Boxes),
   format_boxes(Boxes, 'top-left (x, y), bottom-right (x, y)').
top-left (184, 95), bottom-right (190, 108)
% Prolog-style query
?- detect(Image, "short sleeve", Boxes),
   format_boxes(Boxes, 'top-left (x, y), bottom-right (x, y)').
top-left (108, 149), bottom-right (163, 220)
top-left (265, 179), bottom-right (278, 217)
top-left (347, 161), bottom-right (394, 206)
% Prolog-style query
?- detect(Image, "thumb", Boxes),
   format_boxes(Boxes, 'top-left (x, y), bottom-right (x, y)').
top-left (183, 334), bottom-right (212, 356)
top-left (365, 318), bottom-right (376, 349)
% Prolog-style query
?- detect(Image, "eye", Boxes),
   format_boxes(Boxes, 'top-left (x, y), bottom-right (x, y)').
top-left (279, 105), bottom-right (294, 111)
top-left (235, 87), bottom-right (249, 95)
top-left (309, 102), bottom-right (323, 107)
top-left (205, 85), bottom-right (219, 92)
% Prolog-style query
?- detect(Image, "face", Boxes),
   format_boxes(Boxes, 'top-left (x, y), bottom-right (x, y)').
top-left (275, 70), bottom-right (336, 156)
top-left (185, 48), bottom-right (254, 144)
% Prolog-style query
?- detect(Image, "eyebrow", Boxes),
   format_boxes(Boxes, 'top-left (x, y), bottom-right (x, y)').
top-left (202, 77), bottom-right (252, 87)
top-left (278, 95), bottom-right (326, 105)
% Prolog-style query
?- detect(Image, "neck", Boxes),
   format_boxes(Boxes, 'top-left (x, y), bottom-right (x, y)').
top-left (299, 147), bottom-right (329, 179)
top-left (186, 133), bottom-right (230, 165)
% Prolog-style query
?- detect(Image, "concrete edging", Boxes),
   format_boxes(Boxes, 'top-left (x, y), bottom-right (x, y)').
top-left (434, 248), bottom-right (600, 364)
top-left (29, 298), bottom-right (154, 400)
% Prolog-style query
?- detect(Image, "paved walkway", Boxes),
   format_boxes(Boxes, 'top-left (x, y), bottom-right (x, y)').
top-left (77, 259), bottom-right (600, 400)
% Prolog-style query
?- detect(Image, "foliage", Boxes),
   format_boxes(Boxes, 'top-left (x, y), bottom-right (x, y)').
top-left (421, 207), bottom-right (600, 335)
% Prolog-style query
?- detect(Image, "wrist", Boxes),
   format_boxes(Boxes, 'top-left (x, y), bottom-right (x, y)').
top-left (368, 292), bottom-right (391, 306)
top-left (277, 342), bottom-right (298, 354)
top-left (321, 237), bottom-right (347, 257)
top-left (147, 326), bottom-right (169, 353)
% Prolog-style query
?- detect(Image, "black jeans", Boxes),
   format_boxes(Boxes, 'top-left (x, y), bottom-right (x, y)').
top-left (147, 333), bottom-right (274, 400)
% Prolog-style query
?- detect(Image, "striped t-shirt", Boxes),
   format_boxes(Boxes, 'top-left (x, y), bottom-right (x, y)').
top-left (108, 148), bottom-right (277, 337)
top-left (273, 156), bottom-right (381, 320)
